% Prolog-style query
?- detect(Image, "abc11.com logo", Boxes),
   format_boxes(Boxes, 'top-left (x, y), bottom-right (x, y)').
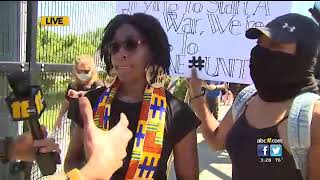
top-left (257, 138), bottom-right (283, 157)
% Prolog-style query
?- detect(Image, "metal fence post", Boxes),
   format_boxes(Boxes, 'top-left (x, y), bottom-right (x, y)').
top-left (24, 2), bottom-right (38, 180)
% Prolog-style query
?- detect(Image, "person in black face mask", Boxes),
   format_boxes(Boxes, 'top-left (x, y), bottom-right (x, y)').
top-left (248, 27), bottom-right (319, 101)
top-left (187, 13), bottom-right (320, 180)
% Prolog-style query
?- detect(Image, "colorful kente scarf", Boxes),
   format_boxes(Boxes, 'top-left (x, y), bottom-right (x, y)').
top-left (93, 79), bottom-right (167, 179)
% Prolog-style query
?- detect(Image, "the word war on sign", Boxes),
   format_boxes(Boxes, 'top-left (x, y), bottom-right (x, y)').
top-left (41, 16), bottom-right (70, 26)
top-left (121, 1), bottom-right (271, 35)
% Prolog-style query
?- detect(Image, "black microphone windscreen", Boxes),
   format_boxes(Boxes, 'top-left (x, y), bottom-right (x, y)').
top-left (7, 71), bottom-right (31, 97)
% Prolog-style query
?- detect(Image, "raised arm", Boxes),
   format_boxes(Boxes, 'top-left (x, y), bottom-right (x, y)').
top-left (188, 68), bottom-right (234, 151)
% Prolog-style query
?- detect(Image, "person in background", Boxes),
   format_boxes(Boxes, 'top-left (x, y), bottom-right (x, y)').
top-left (228, 83), bottom-right (248, 98)
top-left (54, 55), bottom-right (104, 130)
top-left (221, 83), bottom-right (234, 106)
top-left (202, 80), bottom-right (226, 120)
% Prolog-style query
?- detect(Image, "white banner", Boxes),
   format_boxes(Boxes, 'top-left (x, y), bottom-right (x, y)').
top-left (116, 1), bottom-right (293, 84)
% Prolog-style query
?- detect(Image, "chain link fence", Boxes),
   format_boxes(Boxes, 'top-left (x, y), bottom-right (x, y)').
top-left (29, 1), bottom-right (115, 179)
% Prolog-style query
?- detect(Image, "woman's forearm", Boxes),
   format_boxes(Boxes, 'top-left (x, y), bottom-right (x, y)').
top-left (191, 97), bottom-right (219, 130)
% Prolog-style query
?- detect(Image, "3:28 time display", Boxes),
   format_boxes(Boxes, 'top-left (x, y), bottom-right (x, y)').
top-left (260, 158), bottom-right (272, 163)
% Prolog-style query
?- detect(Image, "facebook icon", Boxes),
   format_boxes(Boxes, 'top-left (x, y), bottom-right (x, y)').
top-left (257, 144), bottom-right (269, 157)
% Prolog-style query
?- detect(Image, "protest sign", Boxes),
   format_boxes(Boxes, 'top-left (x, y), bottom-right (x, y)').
top-left (116, 1), bottom-right (292, 84)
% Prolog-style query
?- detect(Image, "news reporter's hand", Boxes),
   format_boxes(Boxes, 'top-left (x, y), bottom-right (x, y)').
top-left (78, 97), bottom-right (132, 180)
top-left (10, 126), bottom-right (60, 161)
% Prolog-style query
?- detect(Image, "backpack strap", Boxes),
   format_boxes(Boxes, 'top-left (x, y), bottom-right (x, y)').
top-left (287, 92), bottom-right (320, 180)
top-left (231, 84), bottom-right (257, 121)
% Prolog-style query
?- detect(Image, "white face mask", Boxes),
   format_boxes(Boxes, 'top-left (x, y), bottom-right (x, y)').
top-left (76, 72), bottom-right (92, 82)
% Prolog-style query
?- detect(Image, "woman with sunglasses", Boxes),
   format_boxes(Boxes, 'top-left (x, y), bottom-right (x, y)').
top-left (54, 55), bottom-right (103, 130)
top-left (64, 13), bottom-right (200, 180)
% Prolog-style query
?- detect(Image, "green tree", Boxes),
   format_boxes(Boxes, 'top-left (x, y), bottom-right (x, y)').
top-left (35, 22), bottom-right (105, 112)
top-left (36, 22), bottom-right (102, 64)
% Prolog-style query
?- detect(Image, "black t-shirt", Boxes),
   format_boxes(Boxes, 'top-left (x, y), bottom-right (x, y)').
top-left (226, 110), bottom-right (303, 180)
top-left (74, 86), bottom-right (201, 180)
top-left (66, 81), bottom-right (103, 121)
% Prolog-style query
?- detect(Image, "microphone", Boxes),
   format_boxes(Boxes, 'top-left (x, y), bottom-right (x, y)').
top-left (5, 71), bottom-right (60, 176)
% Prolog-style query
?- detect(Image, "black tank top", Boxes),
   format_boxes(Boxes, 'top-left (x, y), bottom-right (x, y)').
top-left (225, 106), bottom-right (303, 180)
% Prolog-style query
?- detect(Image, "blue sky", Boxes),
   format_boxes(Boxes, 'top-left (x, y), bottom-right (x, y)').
top-left (38, 1), bottom-right (317, 36)
top-left (291, 1), bottom-right (316, 17)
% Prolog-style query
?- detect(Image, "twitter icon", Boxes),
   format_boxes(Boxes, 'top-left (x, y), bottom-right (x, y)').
top-left (270, 144), bottom-right (282, 157)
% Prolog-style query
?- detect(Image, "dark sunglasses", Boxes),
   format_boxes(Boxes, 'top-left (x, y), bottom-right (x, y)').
top-left (107, 39), bottom-right (143, 55)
